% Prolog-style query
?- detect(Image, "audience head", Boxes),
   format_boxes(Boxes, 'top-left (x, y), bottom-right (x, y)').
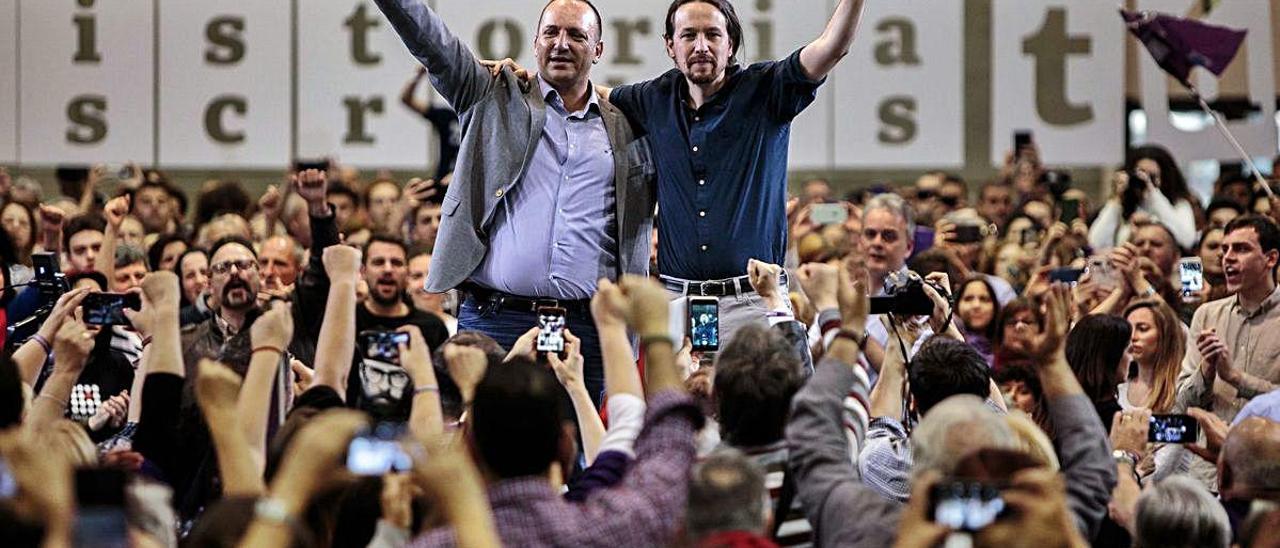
top-left (1134, 476), bottom-right (1231, 548)
top-left (1222, 215), bottom-right (1280, 295)
top-left (1064, 314), bottom-right (1131, 406)
top-left (63, 214), bottom-right (106, 272)
top-left (1130, 221), bottom-right (1180, 278)
top-left (684, 449), bottom-right (769, 542)
top-left (995, 298), bottom-right (1040, 357)
top-left (1220, 417), bottom-right (1280, 500)
top-left (175, 248), bottom-right (210, 307)
top-left (364, 180), bottom-right (402, 234)
top-left (411, 202), bottom-right (443, 251)
top-left (195, 179), bottom-right (252, 227)
top-left (912, 395), bottom-right (1017, 478)
top-left (1127, 145), bottom-right (1192, 203)
top-left (862, 193), bottom-right (916, 285)
top-left (0, 201), bottom-right (34, 258)
top-left (406, 253), bottom-right (441, 314)
top-left (908, 337), bottom-right (991, 416)
top-left (130, 180), bottom-right (177, 234)
top-left (208, 236), bottom-right (261, 314)
top-left (326, 182), bottom-right (360, 231)
top-left (362, 236), bottom-right (410, 309)
top-left (957, 276), bottom-right (1000, 339)
top-left (111, 245), bottom-right (150, 292)
top-left (714, 324), bottom-right (803, 447)
top-left (1123, 300), bottom-right (1184, 412)
top-left (978, 182), bottom-right (1014, 228)
top-left (469, 358), bottom-right (573, 480)
top-left (147, 234), bottom-right (188, 273)
top-left (1206, 199), bottom-right (1244, 230)
top-left (534, 0), bottom-right (605, 90)
top-left (1198, 227), bottom-right (1226, 279)
top-left (259, 235), bottom-right (303, 291)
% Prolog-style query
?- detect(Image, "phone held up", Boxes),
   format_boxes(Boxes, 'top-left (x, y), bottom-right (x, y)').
top-left (1149, 414), bottom-right (1199, 444)
top-left (83, 293), bottom-right (142, 327)
top-left (688, 297), bottom-right (719, 352)
top-left (536, 306), bottom-right (567, 353)
top-left (361, 330), bottom-right (410, 364)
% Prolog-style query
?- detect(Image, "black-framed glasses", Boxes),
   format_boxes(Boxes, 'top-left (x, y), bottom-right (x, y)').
top-left (210, 259), bottom-right (259, 276)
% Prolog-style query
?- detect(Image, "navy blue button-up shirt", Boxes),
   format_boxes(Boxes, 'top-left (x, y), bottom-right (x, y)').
top-left (610, 49), bottom-right (823, 280)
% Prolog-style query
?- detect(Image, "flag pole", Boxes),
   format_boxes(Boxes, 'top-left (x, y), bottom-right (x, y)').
top-left (1183, 81), bottom-right (1275, 198)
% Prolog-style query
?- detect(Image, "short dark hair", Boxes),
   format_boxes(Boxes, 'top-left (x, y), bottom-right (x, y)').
top-left (1206, 198), bottom-right (1245, 219)
top-left (362, 235), bottom-right (408, 263)
top-left (1224, 214), bottom-right (1280, 257)
top-left (147, 234), bottom-right (187, 271)
top-left (470, 358), bottom-right (568, 479)
top-left (326, 181), bottom-right (359, 204)
top-left (538, 0), bottom-right (604, 40)
top-left (1065, 314), bottom-right (1132, 405)
top-left (114, 244), bottom-right (149, 271)
top-left (62, 214), bottom-right (106, 251)
top-left (664, 0), bottom-right (743, 62)
top-left (195, 180), bottom-right (251, 226)
top-left (714, 324), bottom-right (803, 447)
top-left (209, 235), bottom-right (258, 262)
top-left (908, 337), bottom-right (991, 415)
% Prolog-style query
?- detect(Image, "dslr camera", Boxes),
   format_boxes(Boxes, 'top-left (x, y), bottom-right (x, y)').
top-left (870, 271), bottom-right (948, 316)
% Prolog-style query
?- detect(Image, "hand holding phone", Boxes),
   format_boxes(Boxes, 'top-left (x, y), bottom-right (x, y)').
top-left (688, 297), bottom-right (720, 351)
top-left (1149, 414), bottom-right (1199, 444)
top-left (82, 293), bottom-right (142, 326)
top-left (1178, 257), bottom-right (1204, 297)
top-left (536, 307), bottom-right (567, 353)
top-left (346, 423), bottom-right (413, 475)
top-left (930, 481), bottom-right (1006, 532)
top-left (362, 331), bottom-right (410, 363)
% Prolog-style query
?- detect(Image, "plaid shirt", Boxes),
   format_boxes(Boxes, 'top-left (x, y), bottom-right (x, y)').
top-left (410, 390), bottom-right (702, 547)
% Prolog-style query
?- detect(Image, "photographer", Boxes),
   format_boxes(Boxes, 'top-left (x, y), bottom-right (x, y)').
top-left (1089, 146), bottom-right (1199, 251)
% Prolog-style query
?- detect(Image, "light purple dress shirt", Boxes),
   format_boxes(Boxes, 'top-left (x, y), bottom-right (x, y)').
top-left (469, 77), bottom-right (617, 300)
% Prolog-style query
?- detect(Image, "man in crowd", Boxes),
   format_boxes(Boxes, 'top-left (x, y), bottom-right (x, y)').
top-left (608, 0), bottom-right (866, 343)
top-left (407, 251), bottom-right (457, 335)
top-left (373, 0), bottom-right (656, 404)
top-left (130, 180), bottom-right (180, 237)
top-left (62, 215), bottom-right (105, 273)
top-left (978, 181), bottom-right (1015, 230)
top-left (259, 234), bottom-right (303, 298)
top-left (1181, 215), bottom-right (1280, 423)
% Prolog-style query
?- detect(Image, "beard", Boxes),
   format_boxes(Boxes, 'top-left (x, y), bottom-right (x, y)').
top-left (370, 282), bottom-right (403, 307)
top-left (221, 279), bottom-right (255, 310)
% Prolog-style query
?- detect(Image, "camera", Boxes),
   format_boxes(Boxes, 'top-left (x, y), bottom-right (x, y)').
top-left (930, 481), bottom-right (1006, 531)
top-left (32, 252), bottom-right (69, 302)
top-left (870, 271), bottom-right (947, 316)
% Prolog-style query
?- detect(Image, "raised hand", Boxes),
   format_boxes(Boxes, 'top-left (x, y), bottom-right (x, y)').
top-left (504, 326), bottom-right (539, 363)
top-left (481, 57), bottom-right (533, 82)
top-left (548, 329), bottom-right (586, 391)
top-left (35, 288), bottom-right (91, 342)
top-left (88, 390), bottom-right (130, 431)
top-left (52, 313), bottom-right (95, 373)
top-left (795, 262), bottom-right (839, 312)
top-left (1109, 408), bottom-right (1152, 459)
top-left (444, 344), bottom-right (489, 406)
top-left (590, 278), bottom-right (629, 330)
top-left (1026, 283), bottom-right (1071, 364)
top-left (401, 178), bottom-right (438, 212)
top-left (837, 257), bottom-right (869, 334)
top-left (38, 204), bottom-right (67, 234)
top-left (104, 195), bottom-right (130, 230)
top-left (396, 325), bottom-right (434, 386)
top-left (617, 275), bottom-right (670, 337)
top-left (1186, 407), bottom-right (1229, 463)
top-left (1195, 329), bottom-right (1229, 383)
top-left (259, 184), bottom-right (283, 220)
top-left (291, 168), bottom-right (329, 216)
top-left (322, 244), bottom-right (362, 283)
top-left (250, 300), bottom-right (294, 352)
top-left (747, 258), bottom-right (784, 309)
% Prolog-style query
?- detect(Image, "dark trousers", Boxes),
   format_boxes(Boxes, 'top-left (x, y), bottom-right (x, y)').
top-left (457, 294), bottom-right (605, 409)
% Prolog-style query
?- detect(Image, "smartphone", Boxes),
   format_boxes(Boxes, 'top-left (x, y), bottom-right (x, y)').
top-left (83, 293), bottom-right (142, 326)
top-left (293, 158), bottom-right (331, 173)
top-left (1178, 257), bottom-right (1204, 296)
top-left (1086, 255), bottom-right (1118, 290)
top-left (952, 224), bottom-right (986, 244)
top-left (1049, 267), bottom-right (1084, 283)
top-left (810, 203), bottom-right (848, 225)
top-left (346, 423), bottom-right (413, 475)
top-left (688, 297), bottom-right (720, 352)
top-left (361, 331), bottom-right (410, 363)
top-left (929, 481), bottom-right (1006, 532)
top-left (1013, 130), bottom-right (1033, 158)
top-left (32, 252), bottom-right (61, 281)
top-left (1149, 414), bottom-right (1199, 444)
top-left (1058, 198), bottom-right (1080, 225)
top-left (1019, 228), bottom-right (1041, 247)
top-left (75, 468), bottom-right (128, 548)
top-left (536, 306), bottom-right (567, 353)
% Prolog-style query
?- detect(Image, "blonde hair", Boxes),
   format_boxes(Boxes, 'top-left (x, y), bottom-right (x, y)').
top-left (1004, 412), bottom-right (1059, 471)
top-left (1124, 299), bottom-right (1185, 412)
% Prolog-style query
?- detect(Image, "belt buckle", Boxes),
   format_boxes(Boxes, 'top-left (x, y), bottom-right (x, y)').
top-left (698, 280), bottom-right (715, 296)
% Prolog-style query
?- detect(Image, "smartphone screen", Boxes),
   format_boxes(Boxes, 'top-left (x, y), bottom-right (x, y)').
top-left (346, 423), bottom-right (413, 475)
top-left (1013, 130), bottom-right (1032, 157)
top-left (809, 203), bottom-right (848, 225)
top-left (83, 293), bottom-right (142, 326)
top-left (688, 298), bottom-right (720, 351)
top-left (1086, 255), bottom-right (1118, 290)
top-left (1048, 267), bottom-right (1084, 283)
top-left (536, 307), bottom-right (566, 353)
top-left (1058, 198), bottom-right (1080, 224)
top-left (1179, 258), bottom-right (1204, 295)
top-left (930, 481), bottom-right (1006, 532)
top-left (75, 469), bottom-right (128, 548)
top-left (952, 224), bottom-right (984, 244)
top-left (362, 331), bottom-right (409, 363)
top-left (1149, 414), bottom-right (1199, 443)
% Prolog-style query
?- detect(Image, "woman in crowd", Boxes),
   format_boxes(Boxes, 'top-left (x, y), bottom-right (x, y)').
top-left (956, 276), bottom-right (1001, 365)
top-left (1, 201), bottom-right (35, 267)
top-left (1123, 299), bottom-right (1192, 481)
top-left (1064, 314), bottom-right (1132, 433)
top-left (1090, 145), bottom-right (1200, 250)
top-left (992, 297), bottom-right (1039, 370)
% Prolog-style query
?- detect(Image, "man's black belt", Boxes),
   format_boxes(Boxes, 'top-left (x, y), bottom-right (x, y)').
top-left (660, 274), bottom-right (756, 297)
top-left (459, 283), bottom-right (592, 316)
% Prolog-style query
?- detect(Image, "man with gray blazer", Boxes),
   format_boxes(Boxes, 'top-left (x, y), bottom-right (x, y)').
top-left (373, 0), bottom-right (654, 404)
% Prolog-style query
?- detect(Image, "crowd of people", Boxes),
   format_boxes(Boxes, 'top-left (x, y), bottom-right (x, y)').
top-left (1, 0), bottom-right (1280, 546)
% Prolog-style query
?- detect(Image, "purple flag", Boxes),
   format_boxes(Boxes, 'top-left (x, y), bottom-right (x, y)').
top-left (1121, 9), bottom-right (1246, 85)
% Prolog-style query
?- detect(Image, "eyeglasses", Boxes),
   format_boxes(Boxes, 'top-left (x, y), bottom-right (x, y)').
top-left (210, 259), bottom-right (259, 276)
top-left (363, 367), bottom-right (410, 388)
top-left (862, 228), bottom-right (901, 244)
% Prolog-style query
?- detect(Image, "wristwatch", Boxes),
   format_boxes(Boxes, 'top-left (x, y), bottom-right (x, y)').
top-left (1112, 449), bottom-right (1136, 468)
top-left (254, 497), bottom-right (299, 528)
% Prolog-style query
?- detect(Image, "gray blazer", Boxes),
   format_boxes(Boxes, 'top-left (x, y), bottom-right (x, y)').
top-left (375, 0), bottom-right (656, 294)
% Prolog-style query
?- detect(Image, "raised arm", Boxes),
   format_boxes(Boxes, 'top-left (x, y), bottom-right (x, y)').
top-left (241, 301), bottom-right (294, 471)
top-left (36, 204), bottom-right (66, 255)
top-left (798, 0), bottom-right (866, 81)
top-left (400, 325), bottom-right (445, 442)
top-left (311, 245), bottom-right (362, 395)
top-left (548, 330), bottom-right (606, 463)
top-left (401, 66), bottom-right (431, 116)
top-left (97, 195), bottom-right (130, 285)
top-left (197, 360), bottom-right (265, 496)
top-left (25, 314), bottom-right (94, 432)
top-left (1025, 284), bottom-right (1117, 540)
top-left (13, 288), bottom-right (90, 385)
top-left (372, 0), bottom-right (494, 114)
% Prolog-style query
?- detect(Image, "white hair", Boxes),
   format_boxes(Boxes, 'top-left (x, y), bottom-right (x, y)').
top-left (864, 192), bottom-right (917, 236)
top-left (911, 395), bottom-right (1017, 478)
top-left (1134, 476), bottom-right (1231, 548)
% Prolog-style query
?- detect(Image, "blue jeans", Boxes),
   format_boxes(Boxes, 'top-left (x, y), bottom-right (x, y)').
top-left (458, 295), bottom-right (606, 408)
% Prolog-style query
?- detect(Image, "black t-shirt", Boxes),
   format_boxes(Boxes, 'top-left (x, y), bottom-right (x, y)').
top-left (347, 306), bottom-right (449, 421)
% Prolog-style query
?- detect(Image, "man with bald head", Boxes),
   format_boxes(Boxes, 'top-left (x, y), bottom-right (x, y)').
top-left (373, 0), bottom-right (654, 404)
top-left (1219, 417), bottom-right (1280, 536)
